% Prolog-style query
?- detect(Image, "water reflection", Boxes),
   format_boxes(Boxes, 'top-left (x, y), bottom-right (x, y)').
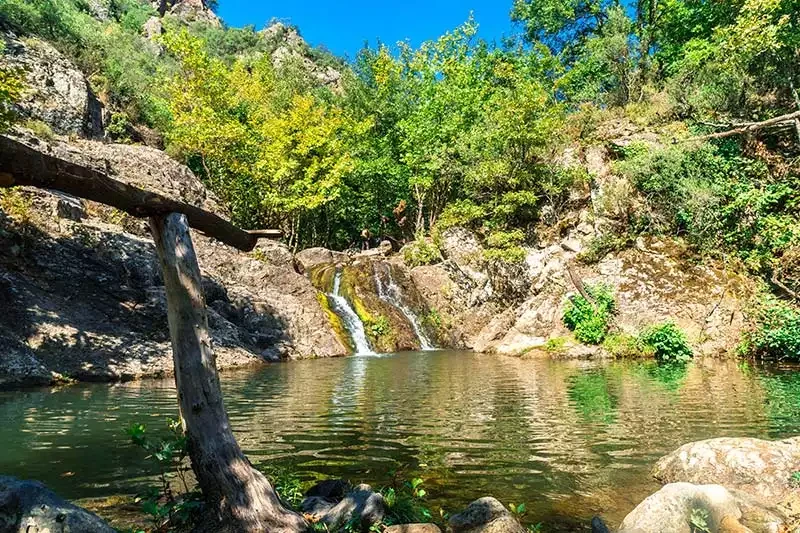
top-left (0, 352), bottom-right (798, 527)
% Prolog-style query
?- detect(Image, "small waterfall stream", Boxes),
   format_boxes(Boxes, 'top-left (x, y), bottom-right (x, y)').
top-left (374, 266), bottom-right (436, 351)
top-left (328, 271), bottom-right (375, 355)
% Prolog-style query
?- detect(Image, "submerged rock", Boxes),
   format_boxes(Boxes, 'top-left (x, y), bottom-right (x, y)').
top-left (447, 497), bottom-right (526, 533)
top-left (617, 482), bottom-right (786, 533)
top-left (0, 476), bottom-right (115, 532)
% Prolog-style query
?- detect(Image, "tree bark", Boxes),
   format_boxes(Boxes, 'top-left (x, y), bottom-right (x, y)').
top-left (149, 213), bottom-right (307, 533)
top-left (0, 135), bottom-right (279, 251)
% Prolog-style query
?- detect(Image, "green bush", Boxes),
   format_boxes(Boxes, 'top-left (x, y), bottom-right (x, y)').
top-left (403, 236), bottom-right (442, 268)
top-left (563, 284), bottom-right (615, 344)
top-left (126, 420), bottom-right (202, 531)
top-left (381, 476), bottom-right (433, 525)
top-left (602, 333), bottom-right (648, 358)
top-left (639, 322), bottom-right (693, 363)
top-left (617, 142), bottom-right (800, 277)
top-left (742, 294), bottom-right (800, 361)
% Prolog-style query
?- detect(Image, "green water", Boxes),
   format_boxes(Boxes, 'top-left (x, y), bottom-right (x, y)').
top-left (1, 351), bottom-right (799, 527)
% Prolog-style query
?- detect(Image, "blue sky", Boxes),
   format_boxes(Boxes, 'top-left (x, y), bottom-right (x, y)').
top-left (217, 1), bottom-right (518, 60)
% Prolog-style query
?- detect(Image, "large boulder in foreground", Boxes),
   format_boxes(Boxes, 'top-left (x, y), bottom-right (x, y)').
top-left (654, 436), bottom-right (800, 503)
top-left (301, 482), bottom-right (387, 531)
top-left (617, 482), bottom-right (786, 533)
top-left (447, 497), bottom-right (526, 533)
top-left (0, 476), bottom-right (115, 532)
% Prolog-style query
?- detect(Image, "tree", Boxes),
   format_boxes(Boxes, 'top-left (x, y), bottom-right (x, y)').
top-left (163, 30), bottom-right (362, 248)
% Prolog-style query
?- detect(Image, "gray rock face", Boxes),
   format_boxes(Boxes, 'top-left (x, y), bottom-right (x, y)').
top-left (447, 497), bottom-right (526, 533)
top-left (0, 476), bottom-right (115, 533)
top-left (295, 247), bottom-right (346, 274)
top-left (168, 0), bottom-right (221, 26)
top-left (142, 16), bottom-right (164, 40)
top-left (301, 483), bottom-right (387, 531)
top-left (617, 482), bottom-right (786, 533)
top-left (1, 36), bottom-right (103, 137)
top-left (0, 133), bottom-right (348, 387)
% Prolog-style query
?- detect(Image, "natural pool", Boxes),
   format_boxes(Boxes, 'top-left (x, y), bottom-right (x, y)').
top-left (1, 351), bottom-right (799, 528)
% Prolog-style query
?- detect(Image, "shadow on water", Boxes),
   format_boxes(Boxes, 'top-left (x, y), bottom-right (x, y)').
top-left (1, 351), bottom-right (799, 528)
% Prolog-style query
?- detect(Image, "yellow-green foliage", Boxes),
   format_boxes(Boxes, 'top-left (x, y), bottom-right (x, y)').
top-left (316, 292), bottom-right (352, 351)
top-left (163, 30), bottom-right (367, 244)
top-left (602, 333), bottom-right (651, 358)
top-left (0, 188), bottom-right (32, 223)
top-left (22, 119), bottom-right (55, 141)
top-left (0, 43), bottom-right (23, 132)
top-left (403, 237), bottom-right (441, 268)
top-left (544, 336), bottom-right (568, 353)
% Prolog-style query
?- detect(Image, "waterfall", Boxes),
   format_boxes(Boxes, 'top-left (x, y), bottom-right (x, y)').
top-left (374, 266), bottom-right (436, 351)
top-left (328, 271), bottom-right (375, 355)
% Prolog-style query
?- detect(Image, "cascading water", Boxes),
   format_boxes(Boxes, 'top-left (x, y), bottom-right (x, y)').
top-left (327, 271), bottom-right (375, 355)
top-left (374, 265), bottom-right (436, 351)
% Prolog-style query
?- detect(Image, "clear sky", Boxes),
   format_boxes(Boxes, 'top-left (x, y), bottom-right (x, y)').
top-left (217, 1), bottom-right (518, 60)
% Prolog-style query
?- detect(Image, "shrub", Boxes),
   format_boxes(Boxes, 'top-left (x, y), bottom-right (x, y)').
top-left (577, 234), bottom-right (633, 264)
top-left (544, 336), bottom-right (568, 353)
top-left (403, 236), bottom-right (442, 268)
top-left (602, 333), bottom-right (648, 358)
top-left (742, 294), bottom-right (800, 361)
top-left (22, 119), bottom-right (55, 141)
top-left (381, 476), bottom-right (432, 525)
top-left (483, 229), bottom-right (527, 264)
top-left (0, 188), bottom-right (33, 223)
top-left (639, 322), bottom-right (693, 363)
top-left (562, 284), bottom-right (615, 344)
top-left (126, 420), bottom-right (202, 531)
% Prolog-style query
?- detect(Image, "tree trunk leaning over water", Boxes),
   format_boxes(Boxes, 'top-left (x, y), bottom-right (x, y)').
top-left (149, 213), bottom-right (307, 533)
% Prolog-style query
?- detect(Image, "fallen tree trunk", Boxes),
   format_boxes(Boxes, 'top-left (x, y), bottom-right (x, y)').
top-left (150, 213), bottom-right (307, 533)
top-left (681, 111), bottom-right (800, 143)
top-left (0, 135), bottom-right (279, 251)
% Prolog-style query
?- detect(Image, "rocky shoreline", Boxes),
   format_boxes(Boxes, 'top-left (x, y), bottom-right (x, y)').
top-left (3, 435), bottom-right (797, 532)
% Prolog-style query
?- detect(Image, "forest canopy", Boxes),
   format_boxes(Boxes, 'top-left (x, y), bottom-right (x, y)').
top-left (0, 0), bottom-right (798, 264)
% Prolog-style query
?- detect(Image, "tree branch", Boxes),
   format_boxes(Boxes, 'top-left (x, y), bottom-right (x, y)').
top-left (680, 111), bottom-right (800, 143)
top-left (0, 135), bottom-right (280, 251)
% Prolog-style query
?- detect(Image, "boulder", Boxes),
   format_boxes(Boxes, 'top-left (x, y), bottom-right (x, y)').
top-left (54, 193), bottom-right (85, 222)
top-left (447, 497), bottom-right (526, 533)
top-left (617, 482), bottom-right (786, 533)
top-left (295, 247), bottom-right (348, 274)
top-left (168, 0), bottom-right (221, 27)
top-left (142, 16), bottom-right (164, 40)
top-left (385, 525), bottom-right (442, 533)
top-left (653, 436), bottom-right (800, 503)
top-left (301, 483), bottom-right (387, 531)
top-left (439, 228), bottom-right (489, 290)
top-left (0, 476), bottom-right (115, 532)
top-left (1, 36), bottom-right (103, 137)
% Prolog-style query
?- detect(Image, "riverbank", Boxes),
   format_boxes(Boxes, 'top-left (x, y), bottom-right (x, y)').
top-left (2, 353), bottom-right (799, 530)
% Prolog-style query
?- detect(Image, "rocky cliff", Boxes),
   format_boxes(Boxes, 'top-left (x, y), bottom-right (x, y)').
top-left (0, 35), bottom-right (350, 387)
